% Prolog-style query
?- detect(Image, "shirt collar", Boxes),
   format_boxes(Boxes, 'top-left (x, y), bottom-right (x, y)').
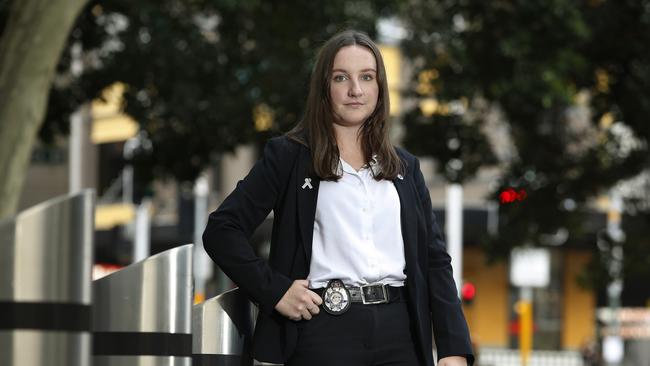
top-left (339, 158), bottom-right (361, 175)
top-left (338, 154), bottom-right (380, 176)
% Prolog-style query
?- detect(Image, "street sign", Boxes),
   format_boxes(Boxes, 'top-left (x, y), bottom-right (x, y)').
top-left (510, 247), bottom-right (550, 288)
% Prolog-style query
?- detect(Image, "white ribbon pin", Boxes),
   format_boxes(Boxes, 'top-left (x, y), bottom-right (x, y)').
top-left (397, 174), bottom-right (404, 180)
top-left (302, 178), bottom-right (313, 189)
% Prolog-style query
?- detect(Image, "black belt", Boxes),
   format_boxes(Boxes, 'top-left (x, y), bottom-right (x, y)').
top-left (315, 283), bottom-right (407, 305)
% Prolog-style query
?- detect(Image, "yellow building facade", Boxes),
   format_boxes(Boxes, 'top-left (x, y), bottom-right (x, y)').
top-left (461, 247), bottom-right (595, 350)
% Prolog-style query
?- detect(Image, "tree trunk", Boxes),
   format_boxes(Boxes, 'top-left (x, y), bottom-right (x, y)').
top-left (0, 0), bottom-right (87, 220)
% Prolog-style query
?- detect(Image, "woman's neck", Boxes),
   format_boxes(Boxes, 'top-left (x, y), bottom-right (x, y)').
top-left (334, 124), bottom-right (365, 171)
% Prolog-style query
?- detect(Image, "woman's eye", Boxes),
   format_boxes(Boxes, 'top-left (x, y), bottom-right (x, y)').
top-left (361, 74), bottom-right (374, 81)
top-left (333, 74), bottom-right (347, 82)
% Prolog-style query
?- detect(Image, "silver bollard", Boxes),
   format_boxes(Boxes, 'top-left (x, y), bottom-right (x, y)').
top-left (192, 288), bottom-right (257, 366)
top-left (93, 244), bottom-right (193, 366)
top-left (0, 191), bottom-right (95, 366)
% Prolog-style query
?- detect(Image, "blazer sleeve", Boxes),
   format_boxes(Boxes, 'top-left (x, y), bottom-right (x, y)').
top-left (202, 137), bottom-right (295, 316)
top-left (411, 157), bottom-right (475, 365)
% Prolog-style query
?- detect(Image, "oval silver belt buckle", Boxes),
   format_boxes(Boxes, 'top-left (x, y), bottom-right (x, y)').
top-left (322, 279), bottom-right (351, 315)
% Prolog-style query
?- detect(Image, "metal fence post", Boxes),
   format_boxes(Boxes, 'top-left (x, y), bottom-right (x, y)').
top-left (0, 191), bottom-right (95, 366)
top-left (92, 244), bottom-right (194, 366)
top-left (192, 288), bottom-right (257, 366)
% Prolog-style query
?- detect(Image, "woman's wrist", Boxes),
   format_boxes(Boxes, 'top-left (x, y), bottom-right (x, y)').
top-left (438, 355), bottom-right (468, 366)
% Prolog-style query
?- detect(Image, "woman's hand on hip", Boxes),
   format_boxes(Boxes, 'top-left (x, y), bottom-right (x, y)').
top-left (274, 279), bottom-right (323, 321)
top-left (438, 356), bottom-right (467, 366)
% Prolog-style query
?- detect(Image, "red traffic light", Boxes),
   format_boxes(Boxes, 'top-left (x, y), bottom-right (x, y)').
top-left (461, 282), bottom-right (476, 304)
top-left (499, 188), bottom-right (527, 204)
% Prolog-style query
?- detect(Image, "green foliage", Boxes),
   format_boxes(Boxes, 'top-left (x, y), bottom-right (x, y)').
top-left (399, 0), bottom-right (650, 286)
top-left (36, 0), bottom-right (394, 182)
top-left (402, 109), bottom-right (496, 183)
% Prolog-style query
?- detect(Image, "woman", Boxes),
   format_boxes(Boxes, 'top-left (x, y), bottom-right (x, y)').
top-left (202, 30), bottom-right (474, 366)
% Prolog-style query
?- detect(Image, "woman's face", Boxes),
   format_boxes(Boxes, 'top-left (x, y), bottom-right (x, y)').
top-left (329, 45), bottom-right (379, 128)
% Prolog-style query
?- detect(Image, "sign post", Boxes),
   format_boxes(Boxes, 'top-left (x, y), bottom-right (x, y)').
top-left (510, 247), bottom-right (551, 366)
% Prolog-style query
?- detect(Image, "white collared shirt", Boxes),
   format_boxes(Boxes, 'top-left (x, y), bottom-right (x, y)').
top-left (307, 158), bottom-right (407, 288)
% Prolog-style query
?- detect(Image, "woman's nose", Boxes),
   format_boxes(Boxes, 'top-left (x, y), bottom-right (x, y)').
top-left (348, 80), bottom-right (363, 97)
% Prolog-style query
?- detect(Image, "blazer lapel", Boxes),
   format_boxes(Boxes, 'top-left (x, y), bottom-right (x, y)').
top-left (296, 145), bottom-right (319, 265)
top-left (393, 173), bottom-right (418, 272)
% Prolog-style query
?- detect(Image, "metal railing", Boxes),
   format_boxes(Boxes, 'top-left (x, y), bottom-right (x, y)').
top-left (0, 191), bottom-right (275, 366)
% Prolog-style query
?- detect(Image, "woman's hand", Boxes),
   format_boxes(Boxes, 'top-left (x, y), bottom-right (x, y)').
top-left (438, 356), bottom-right (468, 366)
top-left (274, 280), bottom-right (323, 321)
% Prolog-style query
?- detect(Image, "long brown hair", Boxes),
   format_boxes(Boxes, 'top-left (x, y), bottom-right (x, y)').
top-left (286, 30), bottom-right (403, 181)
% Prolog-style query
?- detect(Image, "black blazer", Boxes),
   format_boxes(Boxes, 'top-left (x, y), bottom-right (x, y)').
top-left (202, 136), bottom-right (474, 365)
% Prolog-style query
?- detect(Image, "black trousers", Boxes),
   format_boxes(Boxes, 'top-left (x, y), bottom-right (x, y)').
top-left (286, 298), bottom-right (423, 366)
